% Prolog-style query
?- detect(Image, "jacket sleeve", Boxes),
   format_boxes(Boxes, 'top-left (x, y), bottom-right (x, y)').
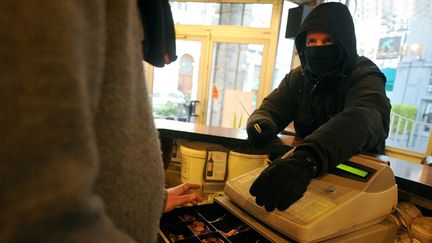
top-left (248, 70), bottom-right (302, 132)
top-left (0, 2), bottom-right (134, 242)
top-left (297, 69), bottom-right (390, 174)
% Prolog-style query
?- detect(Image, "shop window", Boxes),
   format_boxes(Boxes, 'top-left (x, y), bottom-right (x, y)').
top-left (170, 2), bottom-right (273, 28)
top-left (341, 0), bottom-right (432, 154)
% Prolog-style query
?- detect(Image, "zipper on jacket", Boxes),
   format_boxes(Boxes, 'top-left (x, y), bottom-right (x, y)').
top-left (311, 78), bottom-right (321, 94)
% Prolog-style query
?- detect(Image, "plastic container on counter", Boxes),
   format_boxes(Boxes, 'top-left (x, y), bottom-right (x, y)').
top-left (227, 150), bottom-right (268, 181)
top-left (180, 142), bottom-right (223, 185)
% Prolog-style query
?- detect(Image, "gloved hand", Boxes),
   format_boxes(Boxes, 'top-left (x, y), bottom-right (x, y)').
top-left (246, 119), bottom-right (277, 149)
top-left (249, 150), bottom-right (320, 212)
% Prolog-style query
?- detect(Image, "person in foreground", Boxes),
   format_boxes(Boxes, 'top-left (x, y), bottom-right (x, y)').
top-left (247, 2), bottom-right (391, 212)
top-left (1, 1), bottom-right (200, 243)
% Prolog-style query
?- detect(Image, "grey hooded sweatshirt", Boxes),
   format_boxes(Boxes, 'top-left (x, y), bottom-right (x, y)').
top-left (1, 1), bottom-right (165, 242)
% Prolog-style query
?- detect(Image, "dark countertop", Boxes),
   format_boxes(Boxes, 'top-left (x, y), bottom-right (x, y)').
top-left (377, 154), bottom-right (432, 202)
top-left (156, 118), bottom-right (250, 147)
top-left (156, 119), bottom-right (294, 156)
top-left (156, 119), bottom-right (432, 203)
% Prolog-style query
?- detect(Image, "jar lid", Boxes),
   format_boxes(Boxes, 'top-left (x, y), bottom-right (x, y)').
top-left (411, 217), bottom-right (432, 241)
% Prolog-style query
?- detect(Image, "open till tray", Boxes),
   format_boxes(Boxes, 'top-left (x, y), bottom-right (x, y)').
top-left (159, 202), bottom-right (271, 243)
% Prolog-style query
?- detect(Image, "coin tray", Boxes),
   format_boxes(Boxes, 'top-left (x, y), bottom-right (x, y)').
top-left (159, 203), bottom-right (271, 243)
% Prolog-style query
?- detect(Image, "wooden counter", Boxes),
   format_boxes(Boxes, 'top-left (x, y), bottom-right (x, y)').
top-left (156, 119), bottom-right (432, 209)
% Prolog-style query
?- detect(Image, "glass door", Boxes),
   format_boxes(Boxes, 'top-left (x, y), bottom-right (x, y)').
top-left (207, 42), bottom-right (264, 128)
top-left (151, 40), bottom-right (203, 122)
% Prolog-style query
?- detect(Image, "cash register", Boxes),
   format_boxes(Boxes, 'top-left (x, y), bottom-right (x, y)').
top-left (221, 154), bottom-right (398, 242)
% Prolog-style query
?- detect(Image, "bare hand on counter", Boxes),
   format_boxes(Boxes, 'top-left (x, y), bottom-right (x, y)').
top-left (164, 183), bottom-right (203, 212)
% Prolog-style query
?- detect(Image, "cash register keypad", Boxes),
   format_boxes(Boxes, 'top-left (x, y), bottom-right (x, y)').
top-left (277, 191), bottom-right (336, 224)
top-left (233, 168), bottom-right (336, 225)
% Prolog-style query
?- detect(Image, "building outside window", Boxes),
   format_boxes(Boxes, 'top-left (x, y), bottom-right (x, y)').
top-left (337, 0), bottom-right (432, 158)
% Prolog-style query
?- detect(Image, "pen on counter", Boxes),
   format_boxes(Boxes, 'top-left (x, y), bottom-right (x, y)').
top-left (280, 147), bottom-right (296, 159)
top-left (237, 99), bottom-right (262, 134)
top-left (266, 146), bottom-right (296, 166)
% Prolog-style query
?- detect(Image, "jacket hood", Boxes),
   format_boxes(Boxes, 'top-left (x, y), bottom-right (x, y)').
top-left (295, 2), bottom-right (358, 74)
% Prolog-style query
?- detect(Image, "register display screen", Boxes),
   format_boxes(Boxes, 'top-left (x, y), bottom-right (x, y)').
top-left (331, 161), bottom-right (376, 182)
top-left (336, 163), bottom-right (369, 177)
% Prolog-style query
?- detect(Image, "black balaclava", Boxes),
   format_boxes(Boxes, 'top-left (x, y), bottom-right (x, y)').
top-left (295, 2), bottom-right (358, 79)
top-left (304, 44), bottom-right (341, 75)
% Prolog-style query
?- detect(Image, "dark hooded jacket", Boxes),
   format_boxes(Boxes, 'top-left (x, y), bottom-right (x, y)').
top-left (248, 2), bottom-right (391, 174)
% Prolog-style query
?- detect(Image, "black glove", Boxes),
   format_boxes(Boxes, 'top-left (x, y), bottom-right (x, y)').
top-left (249, 150), bottom-right (320, 212)
top-left (246, 119), bottom-right (277, 149)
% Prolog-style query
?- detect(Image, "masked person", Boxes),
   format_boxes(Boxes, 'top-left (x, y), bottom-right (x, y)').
top-left (247, 2), bottom-right (390, 212)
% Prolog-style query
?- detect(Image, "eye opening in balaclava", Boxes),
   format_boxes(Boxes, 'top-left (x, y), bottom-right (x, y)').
top-left (304, 40), bottom-right (345, 76)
